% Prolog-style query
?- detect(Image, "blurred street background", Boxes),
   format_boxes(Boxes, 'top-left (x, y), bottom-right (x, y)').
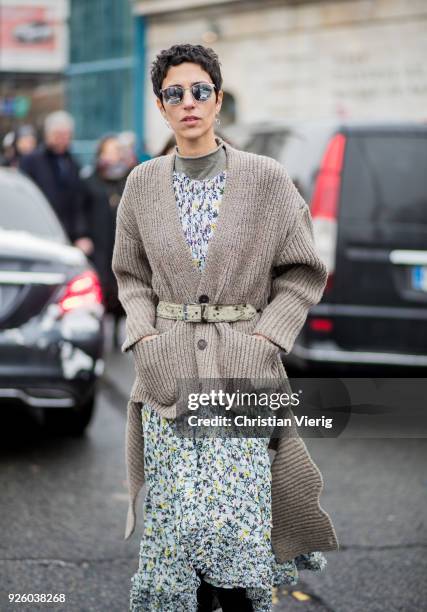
top-left (1, 1), bottom-right (427, 611)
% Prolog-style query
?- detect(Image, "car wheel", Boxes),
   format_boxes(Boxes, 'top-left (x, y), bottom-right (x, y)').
top-left (44, 393), bottom-right (96, 437)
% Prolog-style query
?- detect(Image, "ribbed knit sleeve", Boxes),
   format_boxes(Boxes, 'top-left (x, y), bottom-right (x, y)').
top-left (253, 188), bottom-right (328, 354)
top-left (111, 167), bottom-right (159, 352)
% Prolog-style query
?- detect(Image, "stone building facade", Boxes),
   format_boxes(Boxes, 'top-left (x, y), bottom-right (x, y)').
top-left (131, 0), bottom-right (427, 153)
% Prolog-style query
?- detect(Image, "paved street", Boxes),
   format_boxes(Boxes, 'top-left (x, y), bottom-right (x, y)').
top-left (0, 341), bottom-right (426, 611)
top-left (2, 2), bottom-right (427, 609)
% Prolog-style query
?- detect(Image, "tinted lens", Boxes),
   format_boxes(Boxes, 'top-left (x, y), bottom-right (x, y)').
top-left (192, 83), bottom-right (214, 101)
top-left (163, 86), bottom-right (184, 104)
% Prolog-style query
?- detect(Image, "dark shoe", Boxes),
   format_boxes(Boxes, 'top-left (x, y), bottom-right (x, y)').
top-left (197, 574), bottom-right (221, 611)
top-left (212, 585), bottom-right (254, 612)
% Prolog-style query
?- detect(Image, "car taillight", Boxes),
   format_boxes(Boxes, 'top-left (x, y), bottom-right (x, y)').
top-left (58, 270), bottom-right (103, 313)
top-left (311, 133), bottom-right (346, 291)
top-left (308, 317), bottom-right (334, 333)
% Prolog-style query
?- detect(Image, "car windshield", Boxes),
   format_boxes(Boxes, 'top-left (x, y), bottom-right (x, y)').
top-left (341, 132), bottom-right (427, 225)
top-left (0, 173), bottom-right (67, 242)
top-left (244, 131), bottom-right (289, 159)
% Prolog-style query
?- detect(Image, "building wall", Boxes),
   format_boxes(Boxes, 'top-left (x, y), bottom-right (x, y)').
top-left (137, 0), bottom-right (427, 154)
top-left (68, 0), bottom-right (134, 164)
top-left (0, 0), bottom-right (69, 73)
top-left (0, 0), bottom-right (68, 136)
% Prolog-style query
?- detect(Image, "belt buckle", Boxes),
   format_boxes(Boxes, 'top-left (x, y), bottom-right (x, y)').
top-left (183, 303), bottom-right (206, 322)
top-left (183, 303), bottom-right (190, 321)
top-left (200, 303), bottom-right (208, 323)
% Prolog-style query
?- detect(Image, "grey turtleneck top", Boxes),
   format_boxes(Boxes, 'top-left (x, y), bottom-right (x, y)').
top-left (174, 136), bottom-right (226, 180)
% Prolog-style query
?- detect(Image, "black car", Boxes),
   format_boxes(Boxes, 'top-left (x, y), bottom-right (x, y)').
top-left (0, 167), bottom-right (104, 434)
top-left (225, 120), bottom-right (427, 372)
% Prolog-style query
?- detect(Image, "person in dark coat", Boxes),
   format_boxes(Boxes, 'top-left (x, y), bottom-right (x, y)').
top-left (83, 134), bottom-right (129, 348)
top-left (1, 125), bottom-right (37, 168)
top-left (19, 111), bottom-right (93, 256)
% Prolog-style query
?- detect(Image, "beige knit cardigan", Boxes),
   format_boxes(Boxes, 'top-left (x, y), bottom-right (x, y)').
top-left (111, 139), bottom-right (339, 564)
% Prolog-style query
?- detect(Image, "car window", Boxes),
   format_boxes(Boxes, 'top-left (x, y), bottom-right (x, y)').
top-left (0, 173), bottom-right (67, 241)
top-left (341, 133), bottom-right (427, 225)
top-left (240, 127), bottom-right (329, 203)
top-left (245, 131), bottom-right (289, 160)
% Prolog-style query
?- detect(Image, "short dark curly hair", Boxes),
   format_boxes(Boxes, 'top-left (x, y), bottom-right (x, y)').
top-left (150, 43), bottom-right (222, 104)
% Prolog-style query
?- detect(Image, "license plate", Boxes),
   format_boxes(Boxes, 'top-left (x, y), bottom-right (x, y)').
top-left (411, 266), bottom-right (427, 292)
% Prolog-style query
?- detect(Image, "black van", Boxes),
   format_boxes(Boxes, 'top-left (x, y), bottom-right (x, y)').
top-left (226, 120), bottom-right (427, 372)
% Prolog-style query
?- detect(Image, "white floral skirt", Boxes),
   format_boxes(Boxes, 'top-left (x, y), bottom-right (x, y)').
top-left (129, 404), bottom-right (327, 612)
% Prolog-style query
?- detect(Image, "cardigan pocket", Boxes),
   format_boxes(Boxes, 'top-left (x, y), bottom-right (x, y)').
top-left (218, 323), bottom-right (293, 402)
top-left (219, 324), bottom-right (280, 383)
top-left (131, 322), bottom-right (179, 406)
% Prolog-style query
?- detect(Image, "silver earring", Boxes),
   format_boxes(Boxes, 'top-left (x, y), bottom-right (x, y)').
top-left (215, 115), bottom-right (221, 126)
top-left (163, 116), bottom-right (171, 129)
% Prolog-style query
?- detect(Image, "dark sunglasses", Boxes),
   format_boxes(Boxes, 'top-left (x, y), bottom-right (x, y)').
top-left (160, 82), bottom-right (216, 105)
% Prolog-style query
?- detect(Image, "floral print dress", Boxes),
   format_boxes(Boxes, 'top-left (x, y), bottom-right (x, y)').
top-left (129, 170), bottom-right (327, 612)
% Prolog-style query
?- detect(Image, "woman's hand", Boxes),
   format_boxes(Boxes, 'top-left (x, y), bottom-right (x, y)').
top-left (140, 333), bottom-right (159, 343)
top-left (73, 237), bottom-right (94, 256)
top-left (252, 333), bottom-right (278, 348)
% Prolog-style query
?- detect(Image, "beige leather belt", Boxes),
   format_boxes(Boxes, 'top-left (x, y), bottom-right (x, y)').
top-left (157, 301), bottom-right (258, 322)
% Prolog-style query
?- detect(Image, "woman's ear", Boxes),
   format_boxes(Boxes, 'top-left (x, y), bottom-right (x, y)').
top-left (155, 97), bottom-right (165, 114)
top-left (216, 89), bottom-right (224, 115)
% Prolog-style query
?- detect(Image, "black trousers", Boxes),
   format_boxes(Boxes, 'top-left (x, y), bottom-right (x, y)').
top-left (196, 573), bottom-right (254, 612)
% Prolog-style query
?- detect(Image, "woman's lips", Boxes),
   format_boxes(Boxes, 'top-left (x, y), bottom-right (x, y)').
top-left (182, 117), bottom-right (200, 124)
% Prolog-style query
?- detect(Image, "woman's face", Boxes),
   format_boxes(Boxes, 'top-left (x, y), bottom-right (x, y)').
top-left (156, 62), bottom-right (222, 145)
top-left (16, 134), bottom-right (36, 156)
top-left (99, 138), bottom-right (121, 165)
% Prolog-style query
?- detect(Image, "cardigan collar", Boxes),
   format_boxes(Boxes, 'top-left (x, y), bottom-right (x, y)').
top-left (158, 139), bottom-right (246, 303)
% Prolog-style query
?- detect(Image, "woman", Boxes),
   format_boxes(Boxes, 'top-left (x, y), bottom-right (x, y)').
top-left (84, 134), bottom-right (129, 348)
top-left (112, 44), bottom-right (339, 612)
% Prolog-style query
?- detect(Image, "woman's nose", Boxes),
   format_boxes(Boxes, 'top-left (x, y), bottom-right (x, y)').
top-left (182, 89), bottom-right (196, 108)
